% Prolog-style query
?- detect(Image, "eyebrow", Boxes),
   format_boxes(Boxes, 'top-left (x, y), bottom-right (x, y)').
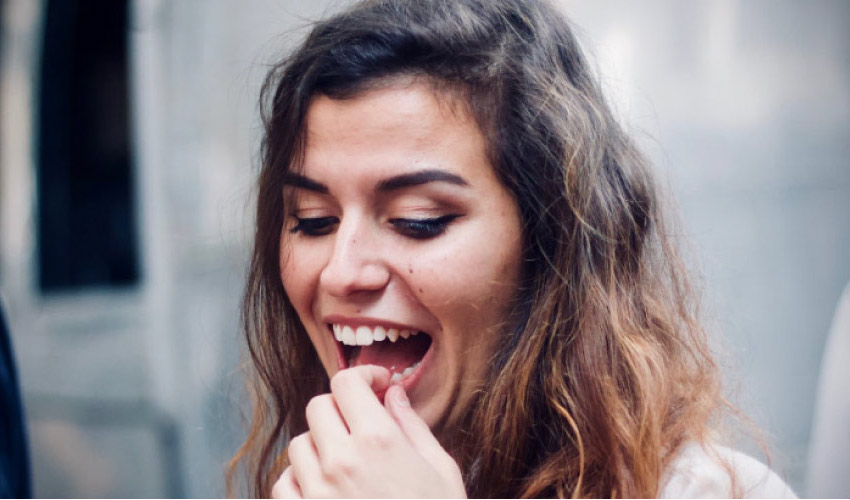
top-left (282, 169), bottom-right (469, 194)
top-left (376, 169), bottom-right (469, 191)
top-left (281, 173), bottom-right (329, 193)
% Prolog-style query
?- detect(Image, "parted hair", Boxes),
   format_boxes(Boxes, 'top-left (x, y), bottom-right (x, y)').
top-left (230, 0), bottom-right (734, 497)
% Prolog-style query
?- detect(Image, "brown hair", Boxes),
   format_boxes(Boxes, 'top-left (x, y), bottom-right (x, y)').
top-left (230, 0), bottom-right (737, 496)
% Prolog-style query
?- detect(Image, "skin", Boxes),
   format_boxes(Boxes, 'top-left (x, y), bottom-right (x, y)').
top-left (276, 81), bottom-right (523, 497)
top-left (272, 366), bottom-right (467, 498)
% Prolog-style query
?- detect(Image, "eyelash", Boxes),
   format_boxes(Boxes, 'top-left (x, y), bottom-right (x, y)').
top-left (289, 214), bottom-right (461, 239)
top-left (290, 216), bottom-right (337, 236)
top-left (389, 214), bottom-right (461, 239)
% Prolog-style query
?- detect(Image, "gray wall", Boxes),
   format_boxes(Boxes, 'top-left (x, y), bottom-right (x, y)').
top-left (565, 0), bottom-right (850, 489)
top-left (0, 0), bottom-right (847, 496)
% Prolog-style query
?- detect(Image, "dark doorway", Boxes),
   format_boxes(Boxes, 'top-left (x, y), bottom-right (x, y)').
top-left (37, 0), bottom-right (138, 293)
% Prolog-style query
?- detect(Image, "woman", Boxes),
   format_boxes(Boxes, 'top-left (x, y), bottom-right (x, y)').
top-left (231, 0), bottom-right (795, 497)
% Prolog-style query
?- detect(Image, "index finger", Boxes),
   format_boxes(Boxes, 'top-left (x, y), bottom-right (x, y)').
top-left (329, 365), bottom-right (396, 434)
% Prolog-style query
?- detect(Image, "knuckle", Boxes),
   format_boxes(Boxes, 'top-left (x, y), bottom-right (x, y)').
top-left (440, 456), bottom-right (464, 484)
top-left (445, 457), bottom-right (462, 477)
top-left (305, 394), bottom-right (333, 418)
top-left (330, 369), bottom-right (355, 393)
top-left (271, 468), bottom-right (292, 499)
top-left (321, 454), bottom-right (355, 479)
top-left (287, 432), bottom-right (309, 454)
top-left (358, 428), bottom-right (394, 450)
top-left (271, 480), bottom-right (283, 499)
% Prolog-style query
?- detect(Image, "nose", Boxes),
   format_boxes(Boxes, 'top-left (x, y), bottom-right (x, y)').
top-left (319, 215), bottom-right (391, 298)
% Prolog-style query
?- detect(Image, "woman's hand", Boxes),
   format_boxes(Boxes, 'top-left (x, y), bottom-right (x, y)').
top-left (271, 365), bottom-right (467, 498)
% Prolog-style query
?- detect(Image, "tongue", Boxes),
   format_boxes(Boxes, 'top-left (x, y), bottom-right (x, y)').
top-left (350, 334), bottom-right (430, 373)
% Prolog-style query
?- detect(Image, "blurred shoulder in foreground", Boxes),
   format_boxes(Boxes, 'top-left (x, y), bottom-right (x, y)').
top-left (0, 302), bottom-right (32, 498)
top-left (807, 281), bottom-right (850, 498)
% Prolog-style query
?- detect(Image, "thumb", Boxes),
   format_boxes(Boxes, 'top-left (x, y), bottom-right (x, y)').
top-left (335, 364), bottom-right (392, 402)
top-left (385, 385), bottom-right (448, 463)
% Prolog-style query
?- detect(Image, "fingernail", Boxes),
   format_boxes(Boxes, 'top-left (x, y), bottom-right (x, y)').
top-left (393, 386), bottom-right (410, 407)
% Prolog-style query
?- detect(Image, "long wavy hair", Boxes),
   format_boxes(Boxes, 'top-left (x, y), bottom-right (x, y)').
top-left (230, 0), bottom-right (735, 497)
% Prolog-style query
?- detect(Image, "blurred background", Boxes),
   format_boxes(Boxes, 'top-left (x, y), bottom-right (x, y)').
top-left (0, 0), bottom-right (847, 497)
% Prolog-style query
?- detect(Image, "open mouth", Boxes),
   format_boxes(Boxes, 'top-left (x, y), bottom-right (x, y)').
top-left (330, 324), bottom-right (432, 384)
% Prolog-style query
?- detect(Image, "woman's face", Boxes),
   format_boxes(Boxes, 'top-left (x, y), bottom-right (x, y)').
top-left (279, 82), bottom-right (523, 434)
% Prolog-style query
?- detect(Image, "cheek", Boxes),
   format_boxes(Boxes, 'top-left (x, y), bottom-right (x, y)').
top-left (280, 240), bottom-right (339, 374)
top-left (279, 242), bottom-right (299, 304)
top-left (408, 231), bottom-right (522, 327)
top-left (279, 239), bottom-right (323, 318)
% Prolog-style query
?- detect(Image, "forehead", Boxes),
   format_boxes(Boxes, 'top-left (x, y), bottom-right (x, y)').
top-left (300, 82), bottom-right (491, 183)
top-left (307, 78), bottom-right (473, 137)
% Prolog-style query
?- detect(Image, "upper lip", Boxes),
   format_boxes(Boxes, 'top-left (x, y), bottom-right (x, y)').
top-left (323, 315), bottom-right (429, 335)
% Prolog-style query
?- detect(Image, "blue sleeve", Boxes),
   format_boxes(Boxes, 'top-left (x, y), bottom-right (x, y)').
top-left (0, 302), bottom-right (32, 498)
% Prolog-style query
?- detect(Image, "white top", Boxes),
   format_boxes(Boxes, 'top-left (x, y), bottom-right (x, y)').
top-left (661, 442), bottom-right (796, 498)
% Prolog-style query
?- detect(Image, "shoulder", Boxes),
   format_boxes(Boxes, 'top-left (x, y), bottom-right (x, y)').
top-left (660, 442), bottom-right (796, 498)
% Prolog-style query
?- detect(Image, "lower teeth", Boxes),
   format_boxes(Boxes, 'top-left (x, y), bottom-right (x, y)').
top-left (389, 360), bottom-right (421, 384)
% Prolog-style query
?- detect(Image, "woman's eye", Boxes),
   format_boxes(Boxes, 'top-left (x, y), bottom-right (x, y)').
top-left (290, 216), bottom-right (338, 236)
top-left (389, 214), bottom-right (461, 240)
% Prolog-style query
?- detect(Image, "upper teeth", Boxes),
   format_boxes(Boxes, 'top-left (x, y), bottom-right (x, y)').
top-left (332, 324), bottom-right (420, 346)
